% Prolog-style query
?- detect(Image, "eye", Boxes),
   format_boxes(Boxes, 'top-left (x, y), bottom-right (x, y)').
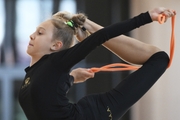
top-left (38, 31), bottom-right (42, 35)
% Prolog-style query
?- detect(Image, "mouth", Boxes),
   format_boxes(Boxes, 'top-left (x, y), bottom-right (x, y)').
top-left (29, 43), bottom-right (34, 46)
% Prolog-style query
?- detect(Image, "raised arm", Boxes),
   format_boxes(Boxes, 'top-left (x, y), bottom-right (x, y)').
top-left (82, 19), bottom-right (160, 65)
top-left (78, 7), bottom-right (175, 65)
top-left (57, 7), bottom-right (175, 65)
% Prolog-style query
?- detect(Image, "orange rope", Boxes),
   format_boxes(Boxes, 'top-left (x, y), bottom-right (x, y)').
top-left (90, 63), bottom-right (139, 73)
top-left (90, 14), bottom-right (175, 73)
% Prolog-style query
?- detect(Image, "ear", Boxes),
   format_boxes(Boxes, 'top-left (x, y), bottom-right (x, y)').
top-left (50, 40), bottom-right (63, 51)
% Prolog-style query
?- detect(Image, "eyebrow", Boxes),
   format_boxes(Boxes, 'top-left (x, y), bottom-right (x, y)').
top-left (37, 27), bottom-right (46, 31)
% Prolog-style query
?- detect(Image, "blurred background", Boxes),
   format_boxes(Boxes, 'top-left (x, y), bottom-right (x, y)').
top-left (0, 0), bottom-right (180, 120)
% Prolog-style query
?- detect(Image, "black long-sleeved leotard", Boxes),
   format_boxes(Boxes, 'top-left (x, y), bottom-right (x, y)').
top-left (18, 12), bottom-right (152, 120)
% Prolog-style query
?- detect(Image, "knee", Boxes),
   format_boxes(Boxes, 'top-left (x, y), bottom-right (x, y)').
top-left (149, 51), bottom-right (170, 70)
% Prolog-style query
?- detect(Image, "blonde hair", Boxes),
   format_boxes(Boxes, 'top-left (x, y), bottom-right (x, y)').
top-left (51, 11), bottom-right (89, 50)
top-left (50, 17), bottom-right (75, 50)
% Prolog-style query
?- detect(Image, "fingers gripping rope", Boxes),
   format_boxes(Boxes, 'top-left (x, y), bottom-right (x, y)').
top-left (90, 14), bottom-right (175, 73)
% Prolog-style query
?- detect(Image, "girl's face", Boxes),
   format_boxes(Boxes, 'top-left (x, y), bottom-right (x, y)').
top-left (27, 20), bottom-right (56, 58)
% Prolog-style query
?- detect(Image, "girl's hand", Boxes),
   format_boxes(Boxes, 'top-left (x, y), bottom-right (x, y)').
top-left (70, 68), bottom-right (94, 83)
top-left (149, 7), bottom-right (176, 22)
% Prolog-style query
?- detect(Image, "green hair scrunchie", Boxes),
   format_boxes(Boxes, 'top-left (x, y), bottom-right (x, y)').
top-left (64, 20), bottom-right (77, 30)
top-left (66, 20), bottom-right (74, 27)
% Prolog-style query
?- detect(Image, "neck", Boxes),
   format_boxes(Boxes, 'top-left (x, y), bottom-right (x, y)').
top-left (28, 51), bottom-right (53, 66)
top-left (30, 55), bottom-right (42, 66)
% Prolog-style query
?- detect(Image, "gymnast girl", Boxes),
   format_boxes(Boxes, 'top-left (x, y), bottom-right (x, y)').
top-left (18, 7), bottom-right (175, 120)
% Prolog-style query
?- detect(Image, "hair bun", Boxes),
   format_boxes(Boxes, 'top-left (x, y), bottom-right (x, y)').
top-left (72, 13), bottom-right (87, 26)
top-left (52, 11), bottom-right (73, 21)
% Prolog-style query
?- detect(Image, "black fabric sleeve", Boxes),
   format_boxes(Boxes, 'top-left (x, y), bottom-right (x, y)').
top-left (69, 75), bottom-right (74, 87)
top-left (51, 12), bottom-right (152, 71)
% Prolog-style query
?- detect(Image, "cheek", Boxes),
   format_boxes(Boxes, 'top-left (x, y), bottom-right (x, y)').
top-left (35, 36), bottom-right (53, 50)
top-left (38, 43), bottom-right (50, 51)
top-left (41, 40), bottom-right (53, 50)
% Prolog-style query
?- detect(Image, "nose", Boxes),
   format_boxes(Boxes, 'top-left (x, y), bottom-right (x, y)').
top-left (30, 33), bottom-right (35, 40)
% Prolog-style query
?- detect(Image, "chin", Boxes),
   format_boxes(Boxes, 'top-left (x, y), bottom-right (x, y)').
top-left (26, 49), bottom-right (32, 56)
